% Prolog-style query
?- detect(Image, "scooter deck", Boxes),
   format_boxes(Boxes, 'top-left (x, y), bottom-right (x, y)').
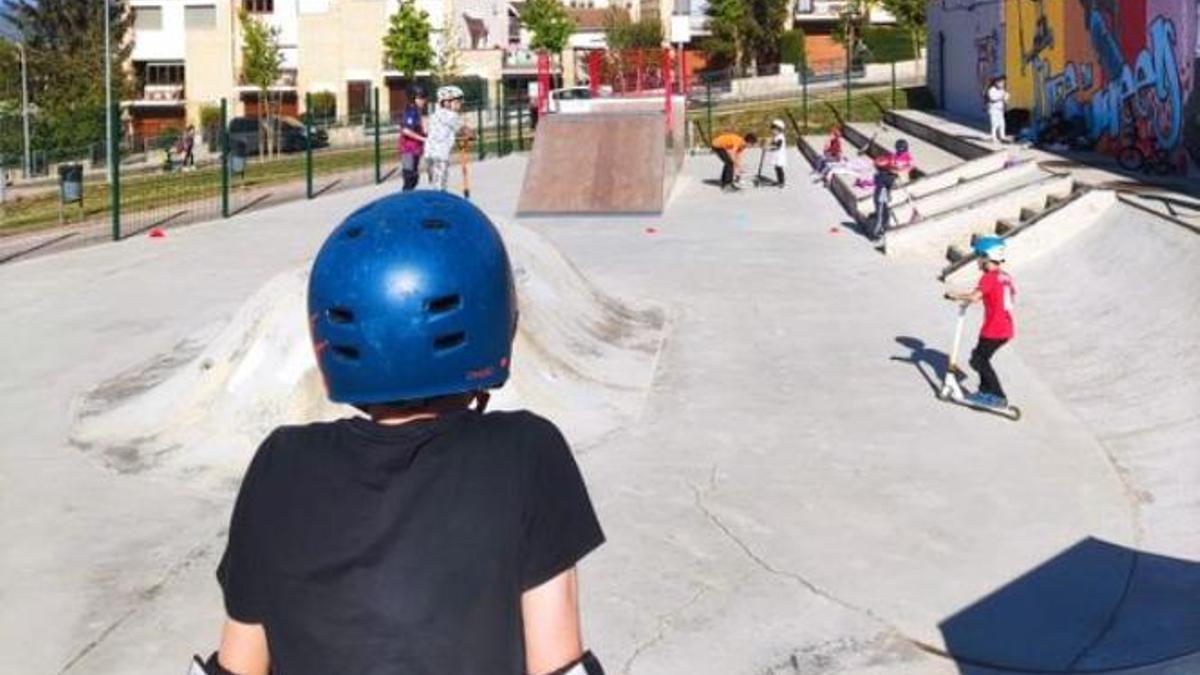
top-left (938, 388), bottom-right (1021, 421)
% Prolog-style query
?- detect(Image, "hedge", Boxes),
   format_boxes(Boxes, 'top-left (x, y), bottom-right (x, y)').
top-left (861, 26), bottom-right (917, 63)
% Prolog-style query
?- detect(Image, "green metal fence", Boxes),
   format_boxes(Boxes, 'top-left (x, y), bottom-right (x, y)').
top-left (1, 86), bottom-right (532, 243)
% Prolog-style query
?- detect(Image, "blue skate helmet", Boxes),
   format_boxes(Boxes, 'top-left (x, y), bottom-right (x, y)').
top-left (895, 138), bottom-right (909, 153)
top-left (307, 192), bottom-right (517, 405)
top-left (973, 235), bottom-right (1006, 262)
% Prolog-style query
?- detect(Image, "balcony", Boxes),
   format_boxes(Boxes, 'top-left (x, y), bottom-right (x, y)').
top-left (142, 84), bottom-right (185, 103)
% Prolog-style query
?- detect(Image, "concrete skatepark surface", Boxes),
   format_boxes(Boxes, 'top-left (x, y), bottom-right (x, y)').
top-left (0, 149), bottom-right (1197, 674)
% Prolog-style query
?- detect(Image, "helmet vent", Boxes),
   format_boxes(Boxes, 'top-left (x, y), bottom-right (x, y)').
top-left (422, 218), bottom-right (449, 230)
top-left (331, 345), bottom-right (361, 360)
top-left (327, 307), bottom-right (356, 324)
top-left (343, 226), bottom-right (364, 239)
top-left (427, 294), bottom-right (461, 314)
top-left (433, 332), bottom-right (466, 351)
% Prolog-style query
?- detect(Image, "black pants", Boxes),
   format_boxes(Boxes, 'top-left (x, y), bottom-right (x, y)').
top-left (714, 148), bottom-right (735, 186)
top-left (774, 166), bottom-right (785, 186)
top-left (970, 337), bottom-right (1009, 398)
top-left (401, 152), bottom-right (422, 191)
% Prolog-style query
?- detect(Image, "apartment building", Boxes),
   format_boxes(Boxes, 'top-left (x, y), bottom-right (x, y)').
top-left (125, 0), bottom-right (521, 136)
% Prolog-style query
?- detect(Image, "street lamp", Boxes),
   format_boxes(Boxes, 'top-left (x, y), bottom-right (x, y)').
top-left (104, 0), bottom-right (114, 184)
top-left (16, 41), bottom-right (31, 179)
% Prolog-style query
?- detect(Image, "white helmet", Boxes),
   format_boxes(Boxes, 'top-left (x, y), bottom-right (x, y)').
top-left (437, 85), bottom-right (465, 103)
top-left (771, 118), bottom-right (785, 130)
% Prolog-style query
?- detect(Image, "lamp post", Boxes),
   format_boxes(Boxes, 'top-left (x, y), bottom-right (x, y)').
top-left (104, 0), bottom-right (114, 184)
top-left (16, 42), bottom-right (31, 179)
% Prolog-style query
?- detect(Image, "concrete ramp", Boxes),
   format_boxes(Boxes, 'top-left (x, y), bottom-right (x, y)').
top-left (68, 220), bottom-right (665, 488)
top-left (518, 113), bottom-right (674, 215)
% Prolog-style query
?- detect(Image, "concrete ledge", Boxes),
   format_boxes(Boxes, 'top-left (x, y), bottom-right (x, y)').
top-left (854, 150), bottom-right (1013, 214)
top-left (886, 109), bottom-right (995, 160)
top-left (884, 174), bottom-right (1075, 264)
top-left (884, 162), bottom-right (1047, 224)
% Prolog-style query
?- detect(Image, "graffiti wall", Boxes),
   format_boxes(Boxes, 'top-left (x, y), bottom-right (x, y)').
top-left (932, 0), bottom-right (1200, 172)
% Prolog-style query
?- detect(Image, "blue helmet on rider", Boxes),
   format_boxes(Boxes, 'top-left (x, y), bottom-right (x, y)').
top-left (973, 235), bottom-right (1006, 262)
top-left (308, 192), bottom-right (517, 405)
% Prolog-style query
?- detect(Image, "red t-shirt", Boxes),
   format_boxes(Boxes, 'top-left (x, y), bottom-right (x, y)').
top-left (977, 269), bottom-right (1016, 339)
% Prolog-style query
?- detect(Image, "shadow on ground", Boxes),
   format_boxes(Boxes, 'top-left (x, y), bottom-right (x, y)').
top-left (891, 335), bottom-right (951, 396)
top-left (940, 538), bottom-right (1200, 673)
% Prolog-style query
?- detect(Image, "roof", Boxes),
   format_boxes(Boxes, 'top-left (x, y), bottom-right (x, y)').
top-left (567, 7), bottom-right (629, 31)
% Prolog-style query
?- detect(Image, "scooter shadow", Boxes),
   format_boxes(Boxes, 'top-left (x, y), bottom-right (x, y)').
top-left (891, 335), bottom-right (953, 396)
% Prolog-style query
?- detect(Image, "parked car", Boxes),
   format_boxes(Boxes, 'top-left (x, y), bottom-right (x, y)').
top-left (228, 116), bottom-right (329, 156)
top-left (547, 86), bottom-right (594, 114)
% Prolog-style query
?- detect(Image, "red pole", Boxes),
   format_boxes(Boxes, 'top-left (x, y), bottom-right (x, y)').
top-left (536, 51), bottom-right (551, 114)
top-left (588, 51), bottom-right (602, 97)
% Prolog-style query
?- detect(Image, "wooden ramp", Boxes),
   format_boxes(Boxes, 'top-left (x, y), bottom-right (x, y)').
top-left (518, 112), bottom-right (670, 215)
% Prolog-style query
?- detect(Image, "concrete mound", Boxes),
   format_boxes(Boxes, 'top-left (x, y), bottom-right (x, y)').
top-left (68, 220), bottom-right (665, 489)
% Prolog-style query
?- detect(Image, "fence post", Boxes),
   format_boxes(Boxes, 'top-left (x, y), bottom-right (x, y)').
top-left (495, 96), bottom-right (502, 157)
top-left (517, 103), bottom-right (524, 151)
top-left (845, 40), bottom-right (852, 122)
top-left (220, 98), bottom-right (229, 218)
top-left (305, 92), bottom-right (314, 199)
top-left (705, 78), bottom-right (713, 141)
top-left (373, 87), bottom-right (382, 184)
top-left (802, 67), bottom-right (809, 131)
top-left (891, 60), bottom-right (897, 109)
top-left (109, 103), bottom-right (120, 241)
top-left (477, 104), bottom-right (485, 160)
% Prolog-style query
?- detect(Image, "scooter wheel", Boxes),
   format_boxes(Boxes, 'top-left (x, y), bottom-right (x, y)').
top-left (937, 388), bottom-right (952, 401)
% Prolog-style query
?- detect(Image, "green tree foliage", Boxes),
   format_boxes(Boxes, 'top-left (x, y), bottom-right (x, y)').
top-left (383, 0), bottom-right (434, 81)
top-left (433, 19), bottom-right (463, 83)
top-left (239, 9), bottom-right (284, 156)
top-left (705, 0), bottom-right (748, 72)
top-left (521, 0), bottom-right (575, 55)
top-left (880, 0), bottom-right (925, 64)
top-left (3, 0), bottom-right (133, 157)
top-left (745, 0), bottom-right (790, 67)
top-left (604, 10), bottom-right (664, 51)
top-left (778, 29), bottom-right (806, 71)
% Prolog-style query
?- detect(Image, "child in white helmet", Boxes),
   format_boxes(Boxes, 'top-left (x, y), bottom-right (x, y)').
top-left (767, 119), bottom-right (788, 187)
top-left (425, 85), bottom-right (475, 191)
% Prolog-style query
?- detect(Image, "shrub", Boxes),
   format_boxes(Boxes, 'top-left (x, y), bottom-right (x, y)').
top-left (861, 26), bottom-right (915, 63)
top-left (778, 29), bottom-right (806, 70)
top-left (309, 91), bottom-right (337, 123)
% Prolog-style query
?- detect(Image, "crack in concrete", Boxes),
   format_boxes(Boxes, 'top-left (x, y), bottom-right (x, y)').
top-left (685, 478), bottom-right (955, 668)
top-left (620, 584), bottom-right (711, 675)
top-left (57, 542), bottom-right (212, 674)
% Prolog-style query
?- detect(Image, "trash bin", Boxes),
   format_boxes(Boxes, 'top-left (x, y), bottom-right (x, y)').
top-left (59, 163), bottom-right (84, 204)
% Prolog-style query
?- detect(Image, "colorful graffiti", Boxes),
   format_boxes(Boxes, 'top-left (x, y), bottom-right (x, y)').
top-left (1002, 0), bottom-right (1200, 171)
top-left (975, 29), bottom-right (1002, 94)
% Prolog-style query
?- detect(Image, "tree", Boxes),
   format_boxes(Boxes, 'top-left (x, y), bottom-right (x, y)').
top-left (239, 9), bottom-right (283, 157)
top-left (745, 0), bottom-right (790, 70)
top-left (433, 17), bottom-right (463, 84)
top-left (3, 0), bottom-right (133, 157)
top-left (881, 0), bottom-right (926, 65)
top-left (383, 0), bottom-right (434, 82)
top-left (705, 0), bottom-right (748, 73)
top-left (521, 0), bottom-right (575, 56)
top-left (832, 0), bottom-right (876, 68)
top-left (604, 11), bottom-right (663, 51)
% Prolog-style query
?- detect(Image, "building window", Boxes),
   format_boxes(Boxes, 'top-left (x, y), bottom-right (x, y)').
top-left (133, 6), bottom-right (163, 30)
top-left (185, 5), bottom-right (217, 29)
top-left (145, 63), bottom-right (186, 86)
top-left (242, 0), bottom-right (274, 13)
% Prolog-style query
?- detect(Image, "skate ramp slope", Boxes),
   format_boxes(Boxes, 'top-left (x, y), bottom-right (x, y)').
top-left (69, 219), bottom-right (665, 489)
top-left (1012, 201), bottom-right (1200, 560)
top-left (518, 112), bottom-right (673, 215)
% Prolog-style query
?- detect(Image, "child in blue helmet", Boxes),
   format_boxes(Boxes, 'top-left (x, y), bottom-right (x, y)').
top-left (194, 192), bottom-right (606, 675)
top-left (944, 236), bottom-right (1017, 407)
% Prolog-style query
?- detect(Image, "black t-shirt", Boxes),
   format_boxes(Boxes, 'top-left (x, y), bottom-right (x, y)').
top-left (217, 410), bottom-right (605, 675)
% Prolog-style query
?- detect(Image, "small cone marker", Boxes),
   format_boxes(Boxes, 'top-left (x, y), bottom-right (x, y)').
top-left (149, 228), bottom-right (166, 238)
top-left (644, 227), bottom-right (658, 235)
top-left (829, 226), bottom-right (841, 234)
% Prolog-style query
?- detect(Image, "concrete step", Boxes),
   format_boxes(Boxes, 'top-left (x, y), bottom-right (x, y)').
top-left (876, 161), bottom-right (1048, 225)
top-left (843, 122), bottom-right (964, 178)
top-left (882, 173), bottom-right (1076, 264)
top-left (884, 108), bottom-right (999, 160)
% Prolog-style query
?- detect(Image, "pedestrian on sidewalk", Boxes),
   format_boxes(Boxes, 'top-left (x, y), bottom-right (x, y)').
top-left (425, 85), bottom-right (475, 191)
top-left (944, 236), bottom-right (1017, 407)
top-left (711, 131), bottom-right (758, 191)
top-left (767, 119), bottom-right (788, 187)
top-left (986, 76), bottom-right (1010, 144)
top-left (191, 191), bottom-right (608, 675)
top-left (181, 125), bottom-right (196, 170)
top-left (399, 87), bottom-right (429, 191)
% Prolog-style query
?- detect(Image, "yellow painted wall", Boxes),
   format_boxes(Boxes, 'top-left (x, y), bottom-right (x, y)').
top-left (1004, 0), bottom-right (1066, 111)
top-left (185, 1), bottom-right (238, 124)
